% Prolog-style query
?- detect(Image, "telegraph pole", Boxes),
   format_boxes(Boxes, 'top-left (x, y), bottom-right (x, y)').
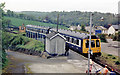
top-left (57, 14), bottom-right (59, 32)
top-left (88, 13), bottom-right (93, 75)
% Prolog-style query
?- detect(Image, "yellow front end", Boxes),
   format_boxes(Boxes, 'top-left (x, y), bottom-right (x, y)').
top-left (82, 39), bottom-right (101, 54)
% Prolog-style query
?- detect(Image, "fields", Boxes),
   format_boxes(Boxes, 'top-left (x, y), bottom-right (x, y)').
top-left (4, 16), bottom-right (67, 29)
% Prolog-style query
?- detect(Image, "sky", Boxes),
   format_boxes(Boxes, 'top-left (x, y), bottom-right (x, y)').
top-left (0, 0), bottom-right (120, 14)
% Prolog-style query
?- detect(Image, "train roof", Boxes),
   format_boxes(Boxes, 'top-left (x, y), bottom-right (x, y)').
top-left (51, 28), bottom-right (98, 39)
top-left (26, 25), bottom-right (99, 39)
top-left (26, 25), bottom-right (50, 29)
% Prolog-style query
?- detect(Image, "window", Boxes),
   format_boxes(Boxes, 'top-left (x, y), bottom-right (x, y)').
top-left (96, 40), bottom-right (100, 47)
top-left (69, 37), bottom-right (72, 42)
top-left (91, 40), bottom-right (95, 48)
top-left (86, 40), bottom-right (89, 48)
top-left (66, 37), bottom-right (69, 42)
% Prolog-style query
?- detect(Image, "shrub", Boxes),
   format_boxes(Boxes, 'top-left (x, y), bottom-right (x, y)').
top-left (97, 34), bottom-right (107, 42)
top-left (107, 54), bottom-right (112, 56)
top-left (115, 61), bottom-right (120, 65)
top-left (112, 35), bottom-right (118, 41)
top-left (112, 57), bottom-right (116, 59)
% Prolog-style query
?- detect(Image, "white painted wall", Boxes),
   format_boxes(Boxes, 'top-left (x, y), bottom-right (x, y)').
top-left (108, 26), bottom-right (115, 35)
top-left (102, 30), bottom-right (108, 34)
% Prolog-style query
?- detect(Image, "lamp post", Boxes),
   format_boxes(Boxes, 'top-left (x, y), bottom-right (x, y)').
top-left (88, 13), bottom-right (104, 74)
top-left (88, 13), bottom-right (93, 75)
top-left (57, 14), bottom-right (59, 32)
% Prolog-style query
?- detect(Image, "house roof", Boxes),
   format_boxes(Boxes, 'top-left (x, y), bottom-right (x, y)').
top-left (46, 32), bottom-right (66, 40)
top-left (97, 26), bottom-right (107, 30)
top-left (112, 25), bottom-right (119, 30)
top-left (46, 32), bottom-right (56, 39)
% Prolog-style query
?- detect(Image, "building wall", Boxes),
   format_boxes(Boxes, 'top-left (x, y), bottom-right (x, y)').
top-left (102, 30), bottom-right (108, 34)
top-left (46, 38), bottom-right (50, 53)
top-left (108, 26), bottom-right (115, 35)
top-left (50, 36), bottom-right (65, 55)
top-left (46, 36), bottom-right (65, 55)
top-left (19, 26), bottom-right (26, 32)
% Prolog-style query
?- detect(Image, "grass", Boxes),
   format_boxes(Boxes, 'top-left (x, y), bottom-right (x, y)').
top-left (25, 63), bottom-right (32, 73)
top-left (99, 52), bottom-right (120, 71)
top-left (3, 31), bottom-right (44, 51)
top-left (4, 16), bottom-right (67, 29)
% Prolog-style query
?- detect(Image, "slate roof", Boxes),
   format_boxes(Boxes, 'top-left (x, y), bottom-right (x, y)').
top-left (112, 25), bottom-right (119, 30)
top-left (46, 32), bottom-right (57, 39)
top-left (51, 29), bottom-right (91, 39)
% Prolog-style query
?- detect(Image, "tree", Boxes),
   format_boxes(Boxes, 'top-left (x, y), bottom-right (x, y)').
top-left (0, 2), bottom-right (5, 28)
top-left (81, 24), bottom-right (86, 31)
top-left (0, 2), bottom-right (8, 69)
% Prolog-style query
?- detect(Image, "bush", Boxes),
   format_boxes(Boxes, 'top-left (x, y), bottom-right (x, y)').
top-left (112, 57), bottom-right (116, 59)
top-left (115, 61), bottom-right (120, 65)
top-left (98, 34), bottom-right (107, 42)
top-left (107, 54), bottom-right (112, 56)
top-left (2, 49), bottom-right (8, 69)
top-left (112, 35), bottom-right (118, 41)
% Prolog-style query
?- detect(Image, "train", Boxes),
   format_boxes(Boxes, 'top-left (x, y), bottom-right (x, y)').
top-left (26, 25), bottom-right (101, 57)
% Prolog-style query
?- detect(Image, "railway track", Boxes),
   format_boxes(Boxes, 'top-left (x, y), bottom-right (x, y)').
top-left (72, 49), bottom-right (120, 74)
top-left (5, 30), bottom-right (18, 34)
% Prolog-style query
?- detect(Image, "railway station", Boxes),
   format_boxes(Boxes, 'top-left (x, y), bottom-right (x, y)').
top-left (1, 0), bottom-right (120, 74)
top-left (4, 21), bottom-right (119, 74)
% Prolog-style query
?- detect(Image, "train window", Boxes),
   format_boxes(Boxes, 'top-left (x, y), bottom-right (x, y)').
top-left (74, 38), bottom-right (77, 44)
top-left (91, 40), bottom-right (95, 48)
top-left (69, 37), bottom-right (72, 42)
top-left (86, 40), bottom-right (89, 48)
top-left (79, 40), bottom-right (81, 47)
top-left (96, 40), bottom-right (100, 47)
top-left (66, 37), bottom-right (69, 42)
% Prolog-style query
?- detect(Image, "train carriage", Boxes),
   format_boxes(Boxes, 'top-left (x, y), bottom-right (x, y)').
top-left (26, 25), bottom-right (101, 57)
top-left (59, 29), bottom-right (101, 56)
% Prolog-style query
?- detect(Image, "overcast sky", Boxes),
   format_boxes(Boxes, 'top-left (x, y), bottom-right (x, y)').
top-left (1, 0), bottom-right (119, 14)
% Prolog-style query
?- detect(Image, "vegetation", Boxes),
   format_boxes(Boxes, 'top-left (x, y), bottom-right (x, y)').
top-left (99, 52), bottom-right (120, 72)
top-left (2, 10), bottom-right (118, 29)
top-left (0, 3), bottom-right (9, 71)
top-left (18, 11), bottom-right (118, 27)
top-left (97, 34), bottom-right (107, 42)
top-left (80, 24), bottom-right (86, 31)
top-left (2, 31), bottom-right (44, 51)
top-left (112, 31), bottom-right (120, 41)
top-left (4, 16), bottom-right (67, 29)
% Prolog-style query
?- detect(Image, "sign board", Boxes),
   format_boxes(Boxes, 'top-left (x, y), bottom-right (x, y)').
top-left (95, 30), bottom-right (102, 35)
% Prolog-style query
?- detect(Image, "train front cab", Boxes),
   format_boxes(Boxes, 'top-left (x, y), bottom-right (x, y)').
top-left (82, 39), bottom-right (101, 56)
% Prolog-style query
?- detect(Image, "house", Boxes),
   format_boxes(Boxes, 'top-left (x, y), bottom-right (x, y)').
top-left (95, 26), bottom-right (108, 34)
top-left (108, 25), bottom-right (119, 35)
top-left (69, 25), bottom-right (81, 30)
top-left (85, 26), bottom-right (95, 34)
top-left (45, 32), bottom-right (66, 55)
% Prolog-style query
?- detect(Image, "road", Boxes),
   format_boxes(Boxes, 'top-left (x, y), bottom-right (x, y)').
top-left (4, 50), bottom-right (104, 73)
top-left (101, 39), bottom-right (120, 56)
